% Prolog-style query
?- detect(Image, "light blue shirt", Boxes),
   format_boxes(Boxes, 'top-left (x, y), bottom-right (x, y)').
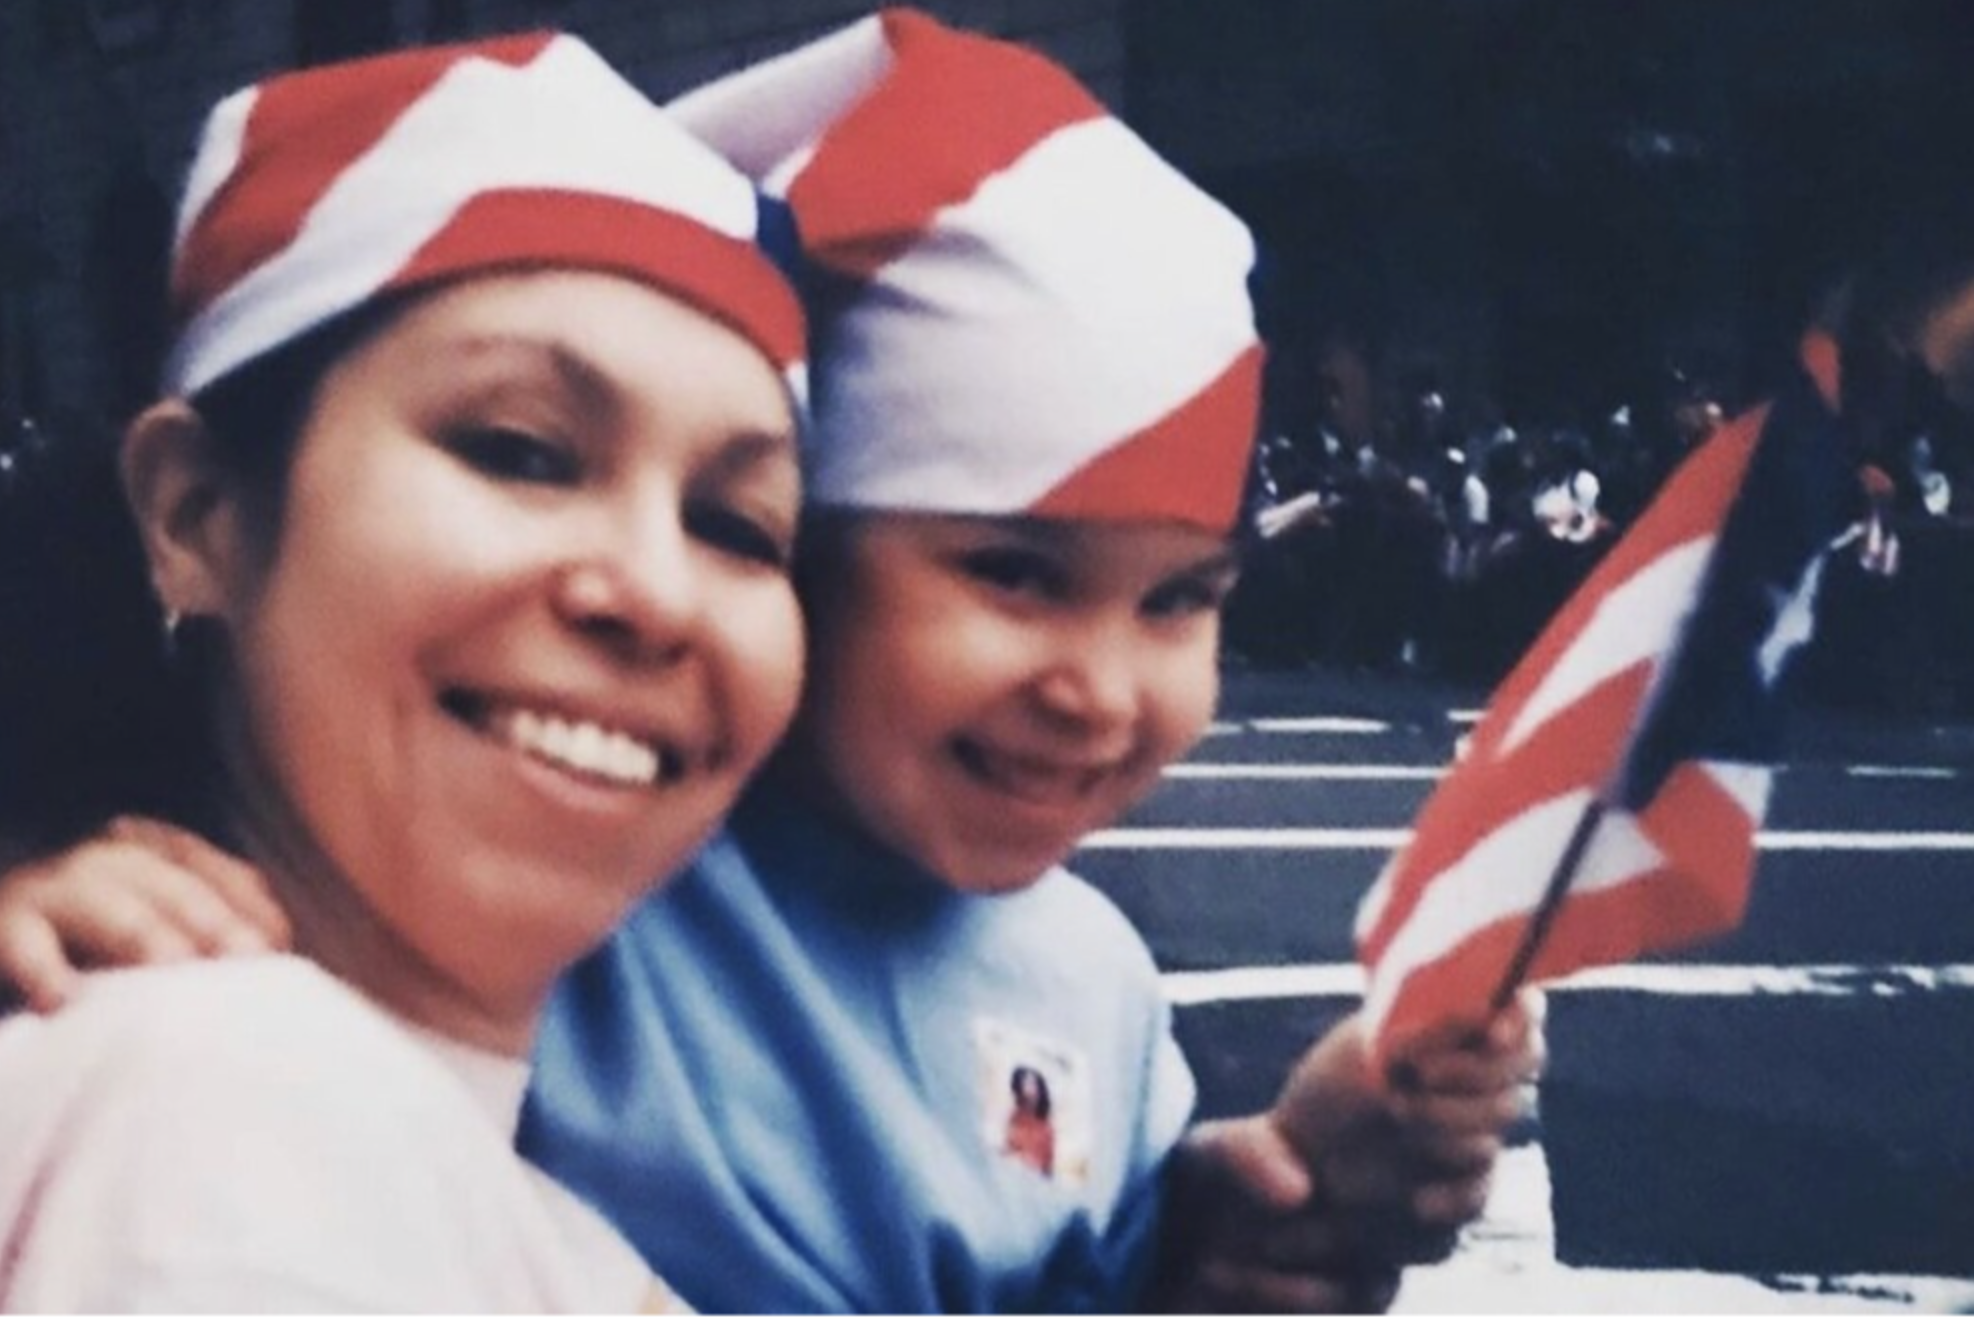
top-left (520, 786), bottom-right (1195, 1313)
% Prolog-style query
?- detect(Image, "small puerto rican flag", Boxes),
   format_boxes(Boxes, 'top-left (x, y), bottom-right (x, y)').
top-left (1356, 364), bottom-right (1856, 1071)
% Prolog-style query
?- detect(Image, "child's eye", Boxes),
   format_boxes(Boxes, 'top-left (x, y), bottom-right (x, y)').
top-left (449, 427), bottom-right (580, 486)
top-left (687, 501), bottom-right (790, 569)
top-left (1143, 573), bottom-right (1233, 620)
top-left (955, 546), bottom-right (1066, 598)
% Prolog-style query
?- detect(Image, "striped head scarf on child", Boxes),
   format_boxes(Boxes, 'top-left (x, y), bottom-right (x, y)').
top-left (672, 8), bottom-right (1259, 534)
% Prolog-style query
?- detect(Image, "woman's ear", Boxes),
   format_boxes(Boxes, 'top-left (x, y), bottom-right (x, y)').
top-left (119, 400), bottom-right (249, 621)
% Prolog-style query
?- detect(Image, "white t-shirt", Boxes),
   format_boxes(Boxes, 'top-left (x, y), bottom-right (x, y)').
top-left (0, 956), bottom-right (670, 1312)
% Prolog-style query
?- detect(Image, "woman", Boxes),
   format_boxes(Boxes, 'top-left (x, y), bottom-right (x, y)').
top-left (0, 32), bottom-right (806, 1309)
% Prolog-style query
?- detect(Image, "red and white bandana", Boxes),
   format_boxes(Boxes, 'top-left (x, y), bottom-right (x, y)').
top-left (672, 9), bottom-right (1261, 534)
top-left (164, 32), bottom-right (805, 403)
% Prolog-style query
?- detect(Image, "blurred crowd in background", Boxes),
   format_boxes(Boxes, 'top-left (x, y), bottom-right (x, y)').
top-left (1226, 342), bottom-right (1974, 718)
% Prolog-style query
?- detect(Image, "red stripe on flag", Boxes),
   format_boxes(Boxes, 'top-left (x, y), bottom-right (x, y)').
top-left (173, 33), bottom-right (554, 325)
top-left (383, 190), bottom-right (806, 370)
top-left (1469, 407), bottom-right (1766, 765)
top-left (1029, 345), bottom-right (1262, 534)
top-left (1637, 762), bottom-right (1759, 928)
top-left (787, 9), bottom-right (1105, 278)
top-left (1358, 662), bottom-right (1651, 968)
top-left (1374, 840), bottom-right (1747, 1068)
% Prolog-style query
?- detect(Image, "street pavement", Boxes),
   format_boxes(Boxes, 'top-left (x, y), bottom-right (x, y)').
top-left (1073, 664), bottom-right (1974, 1311)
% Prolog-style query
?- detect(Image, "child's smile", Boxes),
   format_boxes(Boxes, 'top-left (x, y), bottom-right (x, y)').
top-left (950, 738), bottom-right (1123, 810)
top-left (794, 513), bottom-right (1236, 892)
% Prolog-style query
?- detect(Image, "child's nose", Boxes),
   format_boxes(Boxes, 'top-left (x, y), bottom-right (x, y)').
top-left (1032, 623), bottom-right (1141, 728)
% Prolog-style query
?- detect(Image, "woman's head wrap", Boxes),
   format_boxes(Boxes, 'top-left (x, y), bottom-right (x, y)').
top-left (164, 32), bottom-right (805, 403)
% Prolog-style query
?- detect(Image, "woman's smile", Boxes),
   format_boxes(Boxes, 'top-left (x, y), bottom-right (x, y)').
top-left (440, 688), bottom-right (692, 791)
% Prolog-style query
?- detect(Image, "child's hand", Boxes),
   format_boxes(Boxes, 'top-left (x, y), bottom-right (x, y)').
top-left (1154, 1114), bottom-right (1400, 1312)
top-left (0, 816), bottom-right (289, 1011)
top-left (1275, 997), bottom-right (1546, 1266)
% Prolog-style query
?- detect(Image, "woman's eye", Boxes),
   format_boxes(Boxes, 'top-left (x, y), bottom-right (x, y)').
top-left (449, 427), bottom-right (579, 486)
top-left (956, 547), bottom-right (1064, 598)
top-left (687, 502), bottom-right (790, 569)
top-left (1143, 575), bottom-right (1231, 620)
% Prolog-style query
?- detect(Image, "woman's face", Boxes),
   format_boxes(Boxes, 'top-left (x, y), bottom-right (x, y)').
top-left (207, 271), bottom-right (803, 1025)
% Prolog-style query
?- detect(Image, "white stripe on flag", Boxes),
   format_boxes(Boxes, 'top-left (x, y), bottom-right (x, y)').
top-left (1501, 536), bottom-right (1713, 756)
top-left (1359, 792), bottom-right (1649, 1036)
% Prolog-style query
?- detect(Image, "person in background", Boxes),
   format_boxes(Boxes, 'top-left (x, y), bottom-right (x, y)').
top-left (0, 33), bottom-right (808, 1309)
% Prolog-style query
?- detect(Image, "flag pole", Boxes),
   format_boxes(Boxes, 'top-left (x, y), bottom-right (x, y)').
top-left (1488, 796), bottom-right (1606, 1010)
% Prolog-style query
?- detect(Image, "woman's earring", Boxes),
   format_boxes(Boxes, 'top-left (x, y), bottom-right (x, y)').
top-left (162, 606), bottom-right (185, 659)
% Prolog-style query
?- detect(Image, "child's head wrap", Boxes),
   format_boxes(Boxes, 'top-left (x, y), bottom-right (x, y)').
top-left (672, 8), bottom-right (1261, 535)
top-left (164, 32), bottom-right (806, 404)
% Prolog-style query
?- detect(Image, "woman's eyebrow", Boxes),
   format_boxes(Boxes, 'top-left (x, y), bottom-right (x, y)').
top-left (1161, 548), bottom-right (1241, 586)
top-left (705, 427), bottom-right (799, 481)
top-left (437, 334), bottom-right (618, 415)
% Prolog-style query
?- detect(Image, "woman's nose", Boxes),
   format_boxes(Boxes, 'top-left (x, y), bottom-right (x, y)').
top-left (551, 508), bottom-right (702, 662)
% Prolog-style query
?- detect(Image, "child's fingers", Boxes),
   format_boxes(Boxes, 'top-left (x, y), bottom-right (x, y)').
top-left (1396, 1126), bottom-right (1502, 1176)
top-left (1390, 1009), bottom-right (1543, 1100)
top-left (1215, 1116), bottom-right (1317, 1212)
top-left (43, 879), bottom-right (199, 967)
top-left (0, 910), bottom-right (82, 1012)
top-left (1251, 1206), bottom-right (1350, 1270)
top-left (115, 854), bottom-right (276, 956)
top-left (1410, 1167), bottom-right (1494, 1229)
top-left (1395, 1084), bottom-right (1526, 1137)
top-left (1191, 1254), bottom-right (1384, 1314)
top-left (1396, 1046), bottom-right (1528, 1096)
top-left (109, 817), bottom-right (290, 947)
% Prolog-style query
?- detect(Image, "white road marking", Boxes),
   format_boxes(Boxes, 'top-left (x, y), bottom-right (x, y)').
top-left (1164, 763), bottom-right (1446, 781)
top-left (1246, 716), bottom-right (1391, 734)
top-left (1086, 826), bottom-right (1974, 851)
top-left (1161, 961), bottom-right (1974, 1007)
top-left (1394, 1146), bottom-right (1974, 1314)
top-left (1846, 764), bottom-right (1959, 780)
top-left (1448, 708), bottom-right (1487, 724)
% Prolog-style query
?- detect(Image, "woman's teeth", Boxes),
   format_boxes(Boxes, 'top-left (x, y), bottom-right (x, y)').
top-left (486, 705), bottom-right (673, 788)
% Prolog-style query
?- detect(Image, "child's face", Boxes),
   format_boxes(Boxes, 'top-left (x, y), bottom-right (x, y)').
top-left (203, 270), bottom-right (803, 1002)
top-left (793, 513), bottom-right (1237, 892)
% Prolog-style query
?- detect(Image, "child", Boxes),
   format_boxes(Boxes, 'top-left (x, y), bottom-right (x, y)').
top-left (0, 12), bottom-right (1537, 1313)
top-left (0, 33), bottom-right (808, 1309)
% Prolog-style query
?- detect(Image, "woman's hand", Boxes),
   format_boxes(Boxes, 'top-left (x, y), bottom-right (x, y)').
top-left (0, 816), bottom-right (288, 1011)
